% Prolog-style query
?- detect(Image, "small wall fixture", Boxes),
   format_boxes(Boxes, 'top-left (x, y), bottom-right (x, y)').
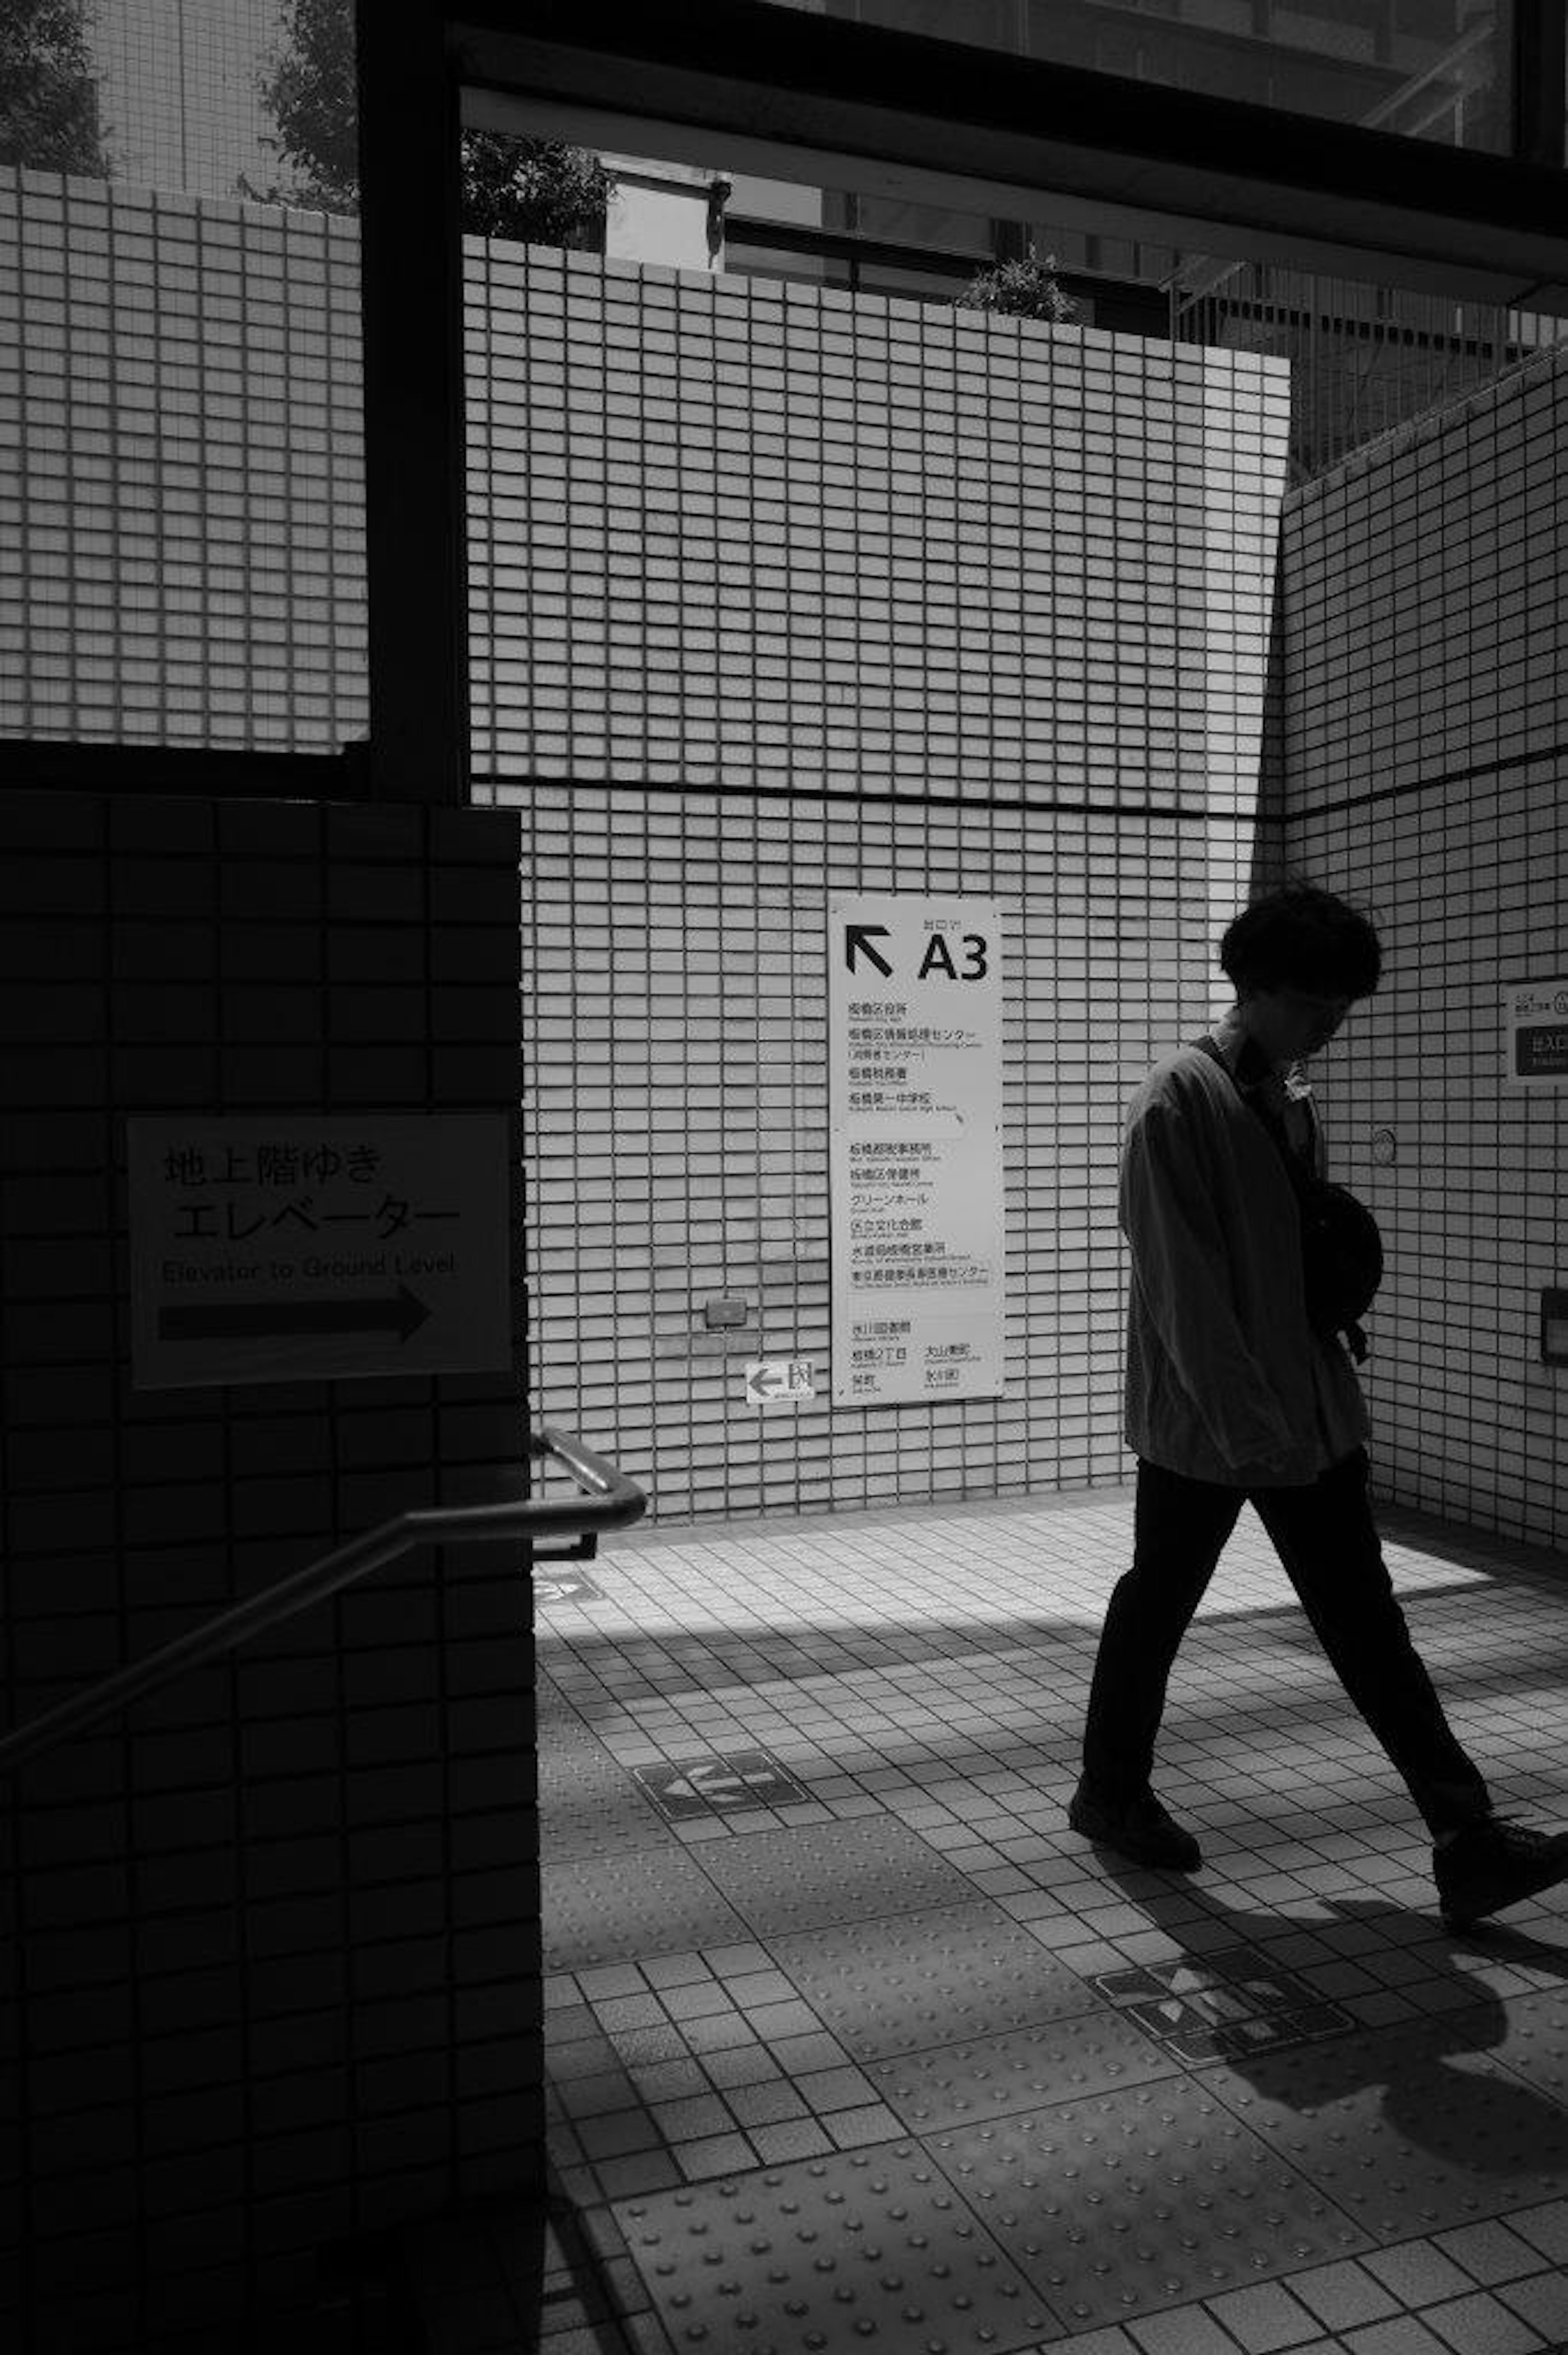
top-left (1541, 1289), bottom-right (1568, 1366)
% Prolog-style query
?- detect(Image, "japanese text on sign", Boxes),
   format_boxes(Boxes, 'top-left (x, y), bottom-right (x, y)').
top-left (829, 898), bottom-right (1006, 1405)
top-left (128, 1114), bottom-right (512, 1389)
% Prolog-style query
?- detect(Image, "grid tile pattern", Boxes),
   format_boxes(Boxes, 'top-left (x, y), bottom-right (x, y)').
top-left (531, 1490), bottom-right (1568, 2353)
top-left (0, 165), bottom-right (366, 749)
top-left (1276, 342), bottom-right (1568, 1553)
top-left (507, 787), bottom-right (1272, 1521)
top-left (0, 789), bottom-right (534, 2351)
top-left (466, 247), bottom-right (1291, 809)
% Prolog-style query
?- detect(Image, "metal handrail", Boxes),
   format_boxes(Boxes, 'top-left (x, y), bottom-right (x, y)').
top-left (0, 1426), bottom-right (644, 1776)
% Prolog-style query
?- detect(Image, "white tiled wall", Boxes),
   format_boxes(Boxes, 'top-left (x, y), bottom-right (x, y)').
top-left (0, 168), bottom-right (366, 749)
top-left (1278, 343), bottom-right (1568, 1550)
top-left (466, 247), bottom-right (1292, 1518)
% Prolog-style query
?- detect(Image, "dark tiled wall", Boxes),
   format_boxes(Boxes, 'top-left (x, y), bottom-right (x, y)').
top-left (1278, 345), bottom-right (1568, 1550)
top-left (0, 791), bottom-right (537, 2351)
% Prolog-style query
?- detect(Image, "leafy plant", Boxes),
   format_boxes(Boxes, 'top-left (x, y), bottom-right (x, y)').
top-left (246, 0), bottom-right (614, 244)
top-left (0, 0), bottom-right (109, 177)
top-left (957, 245), bottom-right (1078, 323)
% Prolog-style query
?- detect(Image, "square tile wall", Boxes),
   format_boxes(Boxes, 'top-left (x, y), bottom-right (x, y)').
top-left (466, 251), bottom-right (1292, 1521)
top-left (0, 165), bottom-right (367, 751)
top-left (497, 787), bottom-right (1278, 1521)
top-left (0, 789), bottom-right (537, 2354)
top-left (1274, 342), bottom-right (1568, 1552)
top-left (464, 245), bottom-right (1291, 814)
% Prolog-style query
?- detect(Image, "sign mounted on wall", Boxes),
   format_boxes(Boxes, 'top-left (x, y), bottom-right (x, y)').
top-left (127, 1113), bottom-right (512, 1389)
top-left (1503, 980), bottom-right (1568, 1088)
top-left (828, 896), bottom-right (1006, 1406)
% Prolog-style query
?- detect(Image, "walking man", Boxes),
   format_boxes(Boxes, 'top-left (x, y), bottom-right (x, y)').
top-left (1071, 883), bottom-right (1568, 1930)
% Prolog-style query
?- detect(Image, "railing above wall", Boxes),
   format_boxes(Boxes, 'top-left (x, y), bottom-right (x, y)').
top-left (0, 1427), bottom-right (645, 1776)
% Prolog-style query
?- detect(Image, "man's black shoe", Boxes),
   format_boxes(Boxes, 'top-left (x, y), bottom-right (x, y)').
top-left (1436, 1816), bottom-right (1568, 1930)
top-left (1068, 1781), bottom-right (1202, 1872)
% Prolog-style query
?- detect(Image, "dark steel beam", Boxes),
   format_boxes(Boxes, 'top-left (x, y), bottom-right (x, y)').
top-left (1514, 0), bottom-right (1568, 170)
top-left (357, 0), bottom-right (470, 805)
top-left (453, 0), bottom-right (1568, 311)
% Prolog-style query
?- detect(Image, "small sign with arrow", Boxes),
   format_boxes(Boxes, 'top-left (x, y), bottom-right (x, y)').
top-left (127, 1113), bottom-right (512, 1390)
top-left (533, 1570), bottom-right (603, 1606)
top-left (744, 1357), bottom-right (816, 1407)
top-left (633, 1750), bottom-right (809, 1822)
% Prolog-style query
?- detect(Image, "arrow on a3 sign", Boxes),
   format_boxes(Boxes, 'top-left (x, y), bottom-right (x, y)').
top-left (844, 923), bottom-right (893, 978)
top-left (158, 1284), bottom-right (433, 1344)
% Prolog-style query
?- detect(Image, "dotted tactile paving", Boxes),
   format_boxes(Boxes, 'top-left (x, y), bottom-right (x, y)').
top-left (771, 1900), bottom-right (1100, 2062)
top-left (868, 2008), bottom-right (1180, 2134)
top-left (1487, 1986), bottom-right (1568, 2110)
top-left (539, 1722), bottom-right (674, 1864)
top-left (614, 2142), bottom-right (1061, 2354)
top-left (927, 2077), bottom-right (1370, 2326)
top-left (545, 1848), bottom-right (750, 1973)
top-left (1200, 2015), bottom-right (1568, 2239)
top-left (693, 1815), bottom-right (975, 1937)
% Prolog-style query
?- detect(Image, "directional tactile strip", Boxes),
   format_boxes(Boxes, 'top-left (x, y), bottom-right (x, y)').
top-left (1200, 2014), bottom-right (1568, 2239)
top-left (772, 1900), bottom-right (1099, 2061)
top-left (927, 2076), bottom-right (1370, 2327)
top-left (694, 1816), bottom-right (975, 1937)
top-left (868, 2008), bottom-right (1179, 2134)
top-left (614, 2141), bottom-right (1060, 2354)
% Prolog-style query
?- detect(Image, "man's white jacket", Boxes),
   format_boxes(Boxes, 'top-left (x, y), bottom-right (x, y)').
top-left (1121, 1041), bottom-right (1370, 1488)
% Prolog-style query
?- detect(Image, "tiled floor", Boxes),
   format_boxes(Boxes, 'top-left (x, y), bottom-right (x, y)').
top-left (530, 1486), bottom-right (1568, 2353)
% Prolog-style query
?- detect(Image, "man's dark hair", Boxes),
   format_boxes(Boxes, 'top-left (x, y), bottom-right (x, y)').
top-left (1220, 884), bottom-right (1382, 1001)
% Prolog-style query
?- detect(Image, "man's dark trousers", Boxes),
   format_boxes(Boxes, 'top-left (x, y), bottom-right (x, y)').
top-left (1082, 1446), bottom-right (1491, 1839)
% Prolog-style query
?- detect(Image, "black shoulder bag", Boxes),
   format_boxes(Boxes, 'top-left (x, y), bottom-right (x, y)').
top-left (1193, 1036), bottom-right (1383, 1363)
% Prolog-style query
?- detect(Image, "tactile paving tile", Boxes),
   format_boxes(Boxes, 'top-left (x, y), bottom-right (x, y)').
top-left (1485, 1985), bottom-right (1568, 2108)
top-left (544, 1848), bottom-right (750, 1973)
top-left (614, 2141), bottom-right (1062, 2354)
top-left (926, 2076), bottom-right (1370, 2327)
top-left (771, 1900), bottom-right (1100, 2061)
top-left (693, 1815), bottom-right (974, 1936)
top-left (868, 2008), bottom-right (1180, 2134)
top-left (1200, 2014), bottom-right (1568, 2239)
top-left (539, 1715), bottom-right (674, 1864)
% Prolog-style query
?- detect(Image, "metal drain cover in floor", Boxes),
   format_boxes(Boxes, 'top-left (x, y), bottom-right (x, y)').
top-left (614, 2140), bottom-right (1060, 2353)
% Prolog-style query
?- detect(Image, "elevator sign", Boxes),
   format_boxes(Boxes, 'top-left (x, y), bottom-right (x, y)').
top-left (829, 897), bottom-right (1006, 1405)
top-left (1503, 979), bottom-right (1568, 1088)
top-left (127, 1113), bottom-right (512, 1389)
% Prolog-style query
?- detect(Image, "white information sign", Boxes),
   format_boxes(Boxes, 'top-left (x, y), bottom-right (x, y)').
top-left (744, 1357), bottom-right (817, 1407)
top-left (128, 1113), bottom-right (512, 1389)
top-left (1503, 979), bottom-right (1568, 1089)
top-left (829, 897), bottom-right (1006, 1405)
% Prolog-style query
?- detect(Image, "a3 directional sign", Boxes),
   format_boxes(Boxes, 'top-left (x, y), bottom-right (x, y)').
top-left (633, 1750), bottom-right (808, 1824)
top-left (829, 895), bottom-right (1006, 1406)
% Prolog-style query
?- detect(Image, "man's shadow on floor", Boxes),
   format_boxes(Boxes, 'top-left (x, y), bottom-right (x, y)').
top-left (1085, 1853), bottom-right (1568, 2181)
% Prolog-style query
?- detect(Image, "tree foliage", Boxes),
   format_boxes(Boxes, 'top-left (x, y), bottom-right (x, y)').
top-left (251, 0), bottom-right (614, 244)
top-left (957, 245), bottom-right (1077, 324)
top-left (0, 0), bottom-right (109, 177)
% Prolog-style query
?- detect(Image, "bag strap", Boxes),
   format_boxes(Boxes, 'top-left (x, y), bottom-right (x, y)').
top-left (1191, 1035), bottom-right (1309, 1193)
top-left (1191, 1035), bottom-right (1368, 1363)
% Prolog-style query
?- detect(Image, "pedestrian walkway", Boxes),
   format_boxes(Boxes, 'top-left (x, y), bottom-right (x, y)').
top-left (529, 1487), bottom-right (1568, 2353)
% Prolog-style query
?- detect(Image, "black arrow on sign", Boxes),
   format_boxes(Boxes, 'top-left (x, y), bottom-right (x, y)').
top-left (845, 923), bottom-right (893, 977)
top-left (159, 1284), bottom-right (433, 1345)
